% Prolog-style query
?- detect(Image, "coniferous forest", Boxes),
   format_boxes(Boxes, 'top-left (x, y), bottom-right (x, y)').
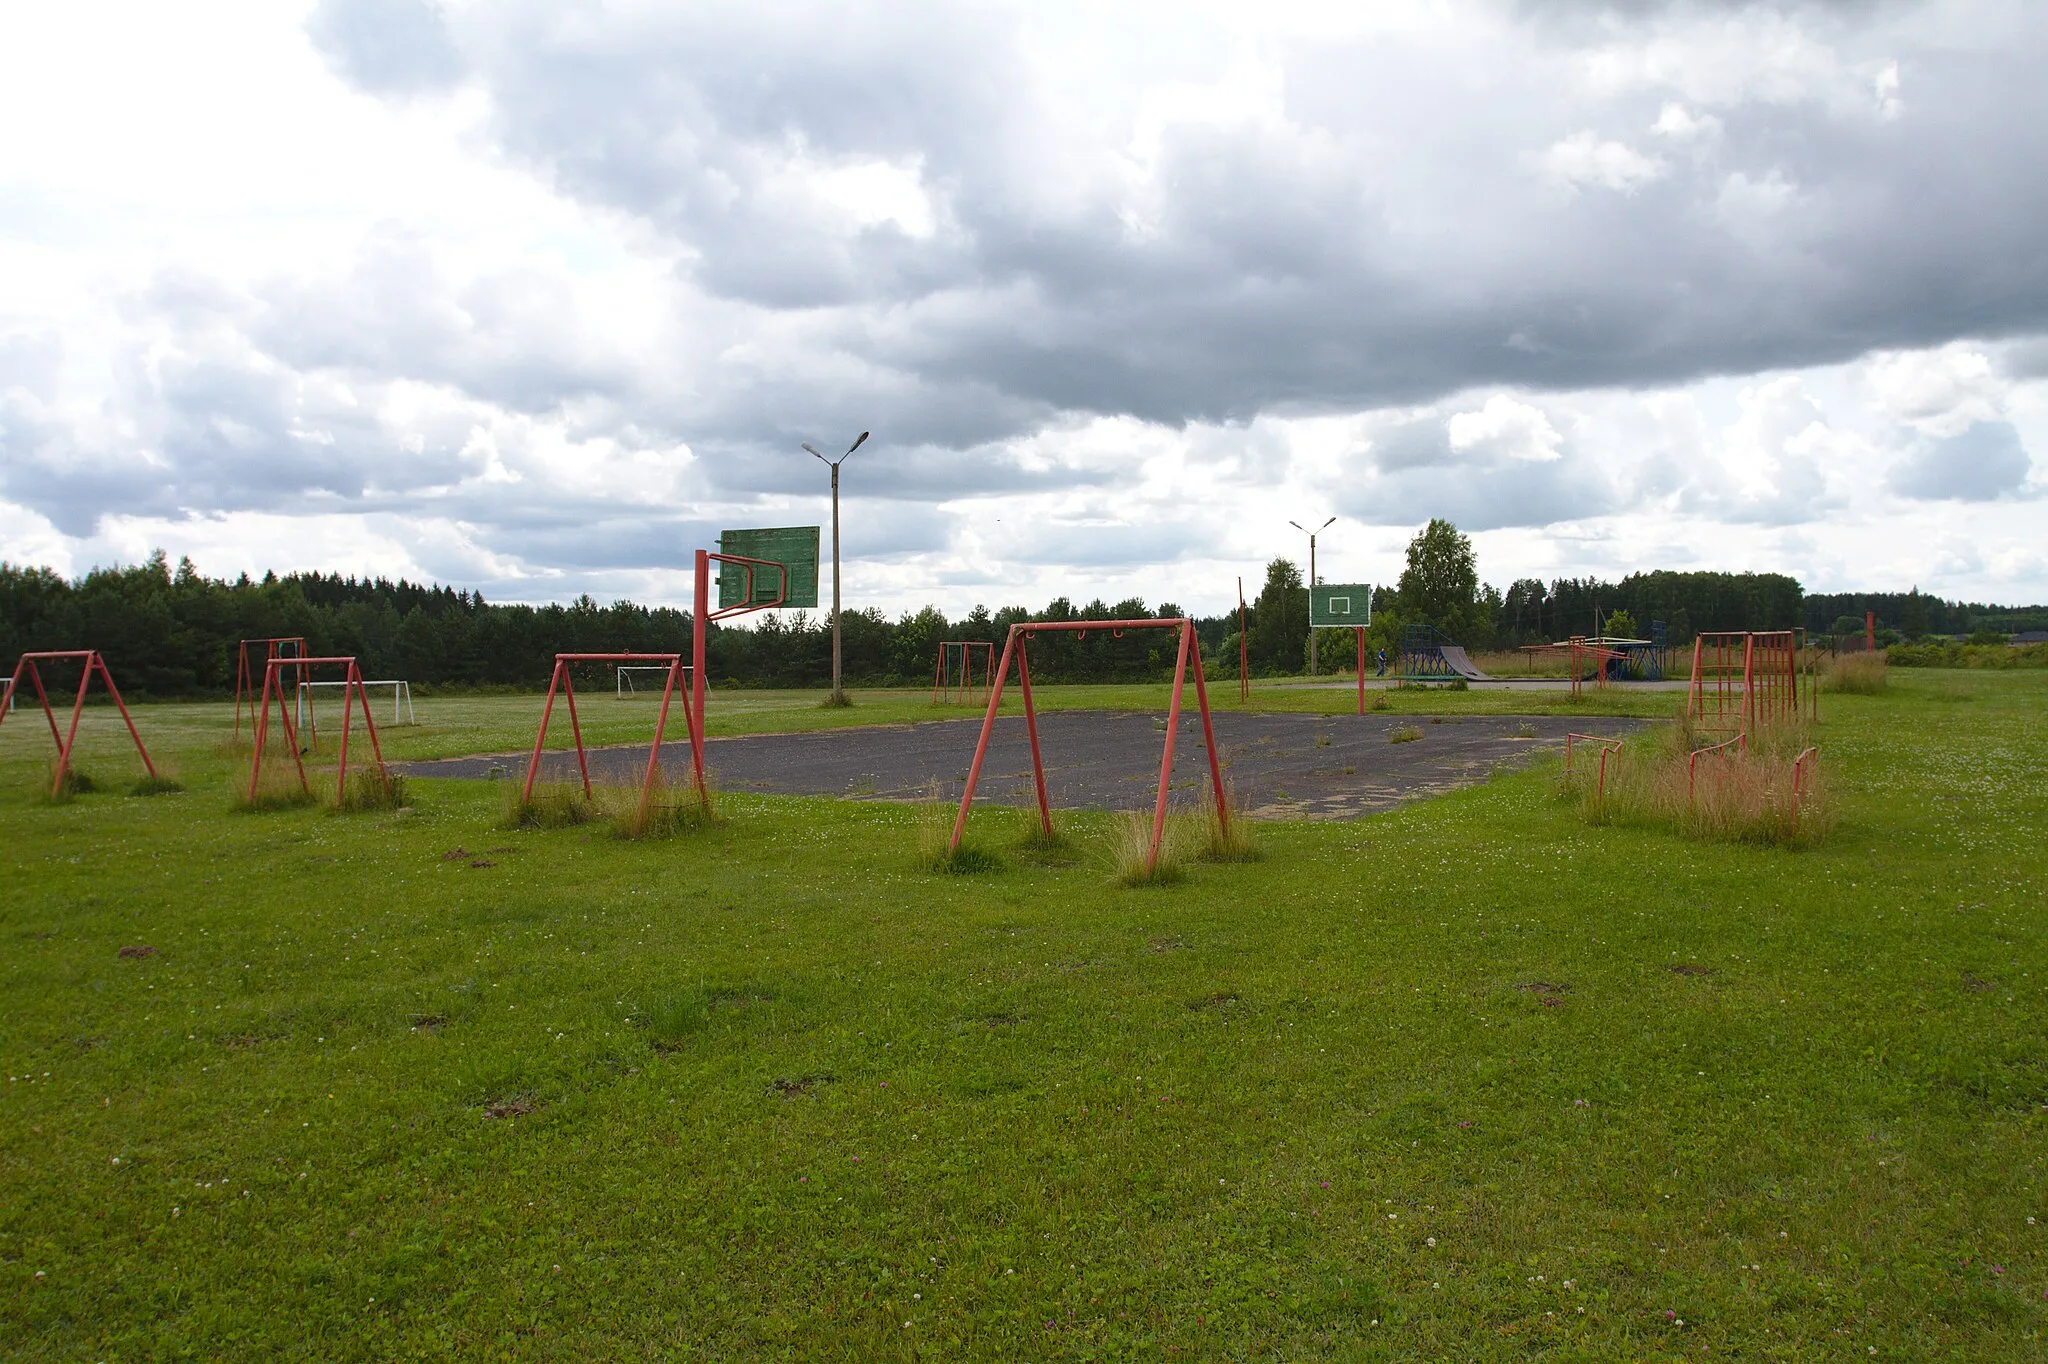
top-left (3, 546), bottom-right (2042, 698)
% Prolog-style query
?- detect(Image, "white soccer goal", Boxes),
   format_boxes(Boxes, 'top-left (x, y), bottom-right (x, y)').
top-left (617, 665), bottom-right (687, 698)
top-left (297, 678), bottom-right (417, 728)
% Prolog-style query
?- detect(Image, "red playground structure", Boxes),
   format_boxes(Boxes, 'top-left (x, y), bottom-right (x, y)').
top-left (235, 637), bottom-right (307, 739)
top-left (950, 617), bottom-right (1229, 875)
top-left (932, 640), bottom-right (995, 706)
top-left (522, 654), bottom-right (693, 817)
top-left (245, 655), bottom-right (391, 805)
top-left (1688, 630), bottom-right (1815, 736)
top-left (1, 650), bottom-right (161, 797)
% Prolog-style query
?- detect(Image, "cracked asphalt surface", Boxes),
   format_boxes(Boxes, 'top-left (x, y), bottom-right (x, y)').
top-left (397, 711), bottom-right (1648, 821)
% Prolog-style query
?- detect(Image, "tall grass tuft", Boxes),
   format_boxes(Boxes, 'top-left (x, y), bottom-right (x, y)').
top-left (336, 768), bottom-right (407, 813)
top-left (1109, 809), bottom-right (1189, 886)
top-left (918, 780), bottom-right (1004, 873)
top-left (129, 772), bottom-right (183, 797)
top-left (1563, 731), bottom-right (1832, 847)
top-left (609, 769), bottom-right (721, 840)
top-left (1821, 653), bottom-right (1888, 695)
top-left (44, 764), bottom-right (99, 803)
top-left (1197, 774), bottom-right (1260, 862)
top-left (502, 779), bottom-right (596, 830)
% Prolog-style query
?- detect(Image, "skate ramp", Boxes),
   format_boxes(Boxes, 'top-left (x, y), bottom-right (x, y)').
top-left (1437, 645), bottom-right (1492, 681)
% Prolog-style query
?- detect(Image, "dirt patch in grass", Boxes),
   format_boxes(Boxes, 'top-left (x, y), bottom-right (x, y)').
top-left (411, 1015), bottom-right (448, 1033)
top-left (1668, 964), bottom-right (1715, 978)
top-left (1146, 935), bottom-right (1190, 953)
top-left (483, 1095), bottom-right (541, 1119)
top-left (117, 945), bottom-right (158, 959)
top-left (769, 1075), bottom-right (833, 1099)
top-left (1189, 990), bottom-right (1240, 1011)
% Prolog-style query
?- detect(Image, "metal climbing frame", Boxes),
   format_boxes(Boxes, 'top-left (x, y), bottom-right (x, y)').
top-left (1397, 622), bottom-right (1457, 681)
top-left (1, 650), bottom-right (161, 797)
top-left (950, 618), bottom-right (1229, 876)
top-left (932, 640), bottom-right (996, 706)
top-left (246, 656), bottom-right (390, 806)
top-left (1689, 629), bottom-right (1814, 736)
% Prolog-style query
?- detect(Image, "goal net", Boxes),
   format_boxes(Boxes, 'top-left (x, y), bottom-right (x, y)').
top-left (617, 665), bottom-right (687, 698)
top-left (297, 678), bottom-right (417, 728)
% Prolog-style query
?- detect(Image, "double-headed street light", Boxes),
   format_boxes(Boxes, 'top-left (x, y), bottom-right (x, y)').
top-left (1289, 516), bottom-right (1336, 676)
top-left (801, 431), bottom-right (869, 705)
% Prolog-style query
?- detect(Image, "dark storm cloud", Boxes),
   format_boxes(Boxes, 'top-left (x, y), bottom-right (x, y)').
top-left (1889, 420), bottom-right (2035, 501)
top-left (341, 0), bottom-right (2048, 435)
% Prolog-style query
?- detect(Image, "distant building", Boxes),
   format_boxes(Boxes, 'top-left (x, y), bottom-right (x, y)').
top-left (2011, 631), bottom-right (2048, 646)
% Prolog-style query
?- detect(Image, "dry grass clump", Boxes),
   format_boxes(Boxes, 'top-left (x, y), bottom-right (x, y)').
top-left (1389, 725), bottom-right (1424, 744)
top-left (917, 780), bottom-right (1005, 873)
top-left (1109, 809), bottom-right (1194, 886)
top-left (1821, 653), bottom-right (1889, 695)
top-left (609, 769), bottom-right (720, 839)
top-left (335, 768), bottom-right (407, 813)
top-left (1564, 728), bottom-right (1832, 847)
top-left (502, 779), bottom-right (596, 830)
top-left (43, 764), bottom-right (99, 803)
top-left (1197, 775), bottom-right (1260, 863)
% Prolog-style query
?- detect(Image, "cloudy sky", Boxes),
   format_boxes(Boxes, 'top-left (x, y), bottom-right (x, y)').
top-left (2, 0), bottom-right (2044, 616)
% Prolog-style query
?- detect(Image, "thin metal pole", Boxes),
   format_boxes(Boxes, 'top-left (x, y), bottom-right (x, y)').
top-left (1237, 576), bottom-right (1248, 704)
top-left (692, 550), bottom-right (710, 799)
top-left (1306, 533), bottom-right (1317, 677)
top-left (1356, 627), bottom-right (1365, 715)
top-left (336, 664), bottom-right (356, 806)
top-left (830, 460), bottom-right (844, 702)
top-left (562, 672), bottom-right (591, 798)
top-left (247, 663), bottom-right (272, 803)
top-left (54, 657), bottom-right (93, 798)
top-left (29, 663), bottom-right (61, 749)
top-left (1188, 627), bottom-right (1228, 836)
top-left (1149, 622), bottom-right (1196, 871)
top-left (523, 661), bottom-right (563, 803)
top-left (642, 656), bottom-right (681, 816)
top-left (1016, 638), bottom-right (1052, 839)
top-left (950, 626), bottom-right (1020, 853)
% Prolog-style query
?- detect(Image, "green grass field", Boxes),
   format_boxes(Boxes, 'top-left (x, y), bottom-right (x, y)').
top-left (2, 672), bottom-right (2044, 1358)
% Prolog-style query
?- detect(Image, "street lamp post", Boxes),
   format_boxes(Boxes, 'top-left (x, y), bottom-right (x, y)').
top-left (1289, 516), bottom-right (1335, 676)
top-left (801, 431), bottom-right (869, 705)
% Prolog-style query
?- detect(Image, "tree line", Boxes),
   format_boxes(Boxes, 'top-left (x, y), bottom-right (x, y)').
top-left (6, 527), bottom-right (2040, 697)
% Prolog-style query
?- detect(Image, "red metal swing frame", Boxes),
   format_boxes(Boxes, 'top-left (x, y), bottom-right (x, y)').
top-left (516, 549), bottom-right (789, 816)
top-left (245, 656), bottom-right (390, 805)
top-left (949, 618), bottom-right (1229, 875)
top-left (1, 650), bottom-right (161, 797)
top-left (521, 654), bottom-right (695, 815)
top-left (932, 640), bottom-right (996, 706)
top-left (235, 637), bottom-right (308, 739)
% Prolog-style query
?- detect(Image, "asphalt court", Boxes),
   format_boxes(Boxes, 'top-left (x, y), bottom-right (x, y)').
top-left (399, 710), bottom-right (1648, 821)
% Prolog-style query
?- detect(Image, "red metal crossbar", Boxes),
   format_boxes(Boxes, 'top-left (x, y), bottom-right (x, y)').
top-left (521, 653), bottom-right (695, 814)
top-left (246, 656), bottom-right (390, 805)
top-left (949, 619), bottom-right (1228, 874)
top-left (1564, 731), bottom-right (1624, 797)
top-left (1, 650), bottom-right (160, 797)
top-left (1687, 732), bottom-right (1746, 802)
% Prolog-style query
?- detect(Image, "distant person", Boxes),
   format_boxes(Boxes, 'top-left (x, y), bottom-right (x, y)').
top-left (1375, 648), bottom-right (1387, 677)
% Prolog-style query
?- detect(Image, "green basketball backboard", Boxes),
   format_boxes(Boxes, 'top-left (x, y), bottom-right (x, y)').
top-left (1308, 584), bottom-right (1372, 629)
top-left (717, 527), bottom-right (820, 609)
